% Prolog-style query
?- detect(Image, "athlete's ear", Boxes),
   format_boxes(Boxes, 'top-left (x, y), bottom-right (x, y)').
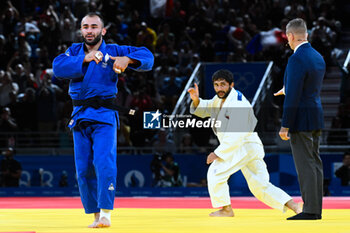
top-left (231, 82), bottom-right (234, 88)
top-left (102, 27), bottom-right (106, 36)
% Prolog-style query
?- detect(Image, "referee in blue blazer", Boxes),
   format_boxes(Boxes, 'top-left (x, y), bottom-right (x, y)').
top-left (275, 18), bottom-right (325, 220)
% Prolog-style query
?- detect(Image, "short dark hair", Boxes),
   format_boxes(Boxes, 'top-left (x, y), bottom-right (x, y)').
top-left (286, 18), bottom-right (307, 35)
top-left (212, 69), bottom-right (234, 84)
top-left (82, 12), bottom-right (105, 27)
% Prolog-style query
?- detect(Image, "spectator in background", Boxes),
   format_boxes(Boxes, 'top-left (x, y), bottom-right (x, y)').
top-left (59, 170), bottom-right (68, 187)
top-left (16, 87), bottom-right (37, 132)
top-left (335, 152), bottom-right (350, 186)
top-left (179, 133), bottom-right (198, 154)
top-left (309, 17), bottom-right (334, 64)
top-left (178, 42), bottom-right (193, 75)
top-left (227, 20), bottom-right (251, 51)
top-left (38, 5), bottom-right (60, 56)
top-left (150, 152), bottom-right (163, 187)
top-left (226, 45), bottom-right (248, 63)
top-left (17, 33), bottom-right (31, 58)
top-left (0, 147), bottom-right (22, 187)
top-left (10, 63), bottom-right (26, 93)
top-left (0, 35), bottom-right (11, 69)
top-left (153, 57), bottom-right (169, 89)
top-left (156, 23), bottom-right (175, 52)
top-left (0, 106), bottom-right (18, 148)
top-left (136, 22), bottom-right (157, 52)
top-left (0, 107), bottom-right (18, 132)
top-left (151, 152), bottom-right (182, 187)
top-left (159, 67), bottom-right (182, 112)
top-left (159, 153), bottom-right (182, 187)
top-left (5, 91), bottom-right (18, 118)
top-left (0, 71), bottom-right (19, 107)
top-left (59, 6), bottom-right (77, 45)
top-left (0, 106), bottom-right (16, 149)
top-left (199, 33), bottom-right (215, 62)
top-left (185, 53), bottom-right (200, 72)
top-left (74, 0), bottom-right (90, 21)
top-left (34, 47), bottom-right (52, 70)
top-left (36, 75), bottom-right (57, 132)
top-left (1, 1), bottom-right (20, 36)
top-left (152, 129), bottom-right (176, 154)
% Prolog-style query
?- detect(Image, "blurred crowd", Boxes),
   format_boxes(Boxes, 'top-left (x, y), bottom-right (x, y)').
top-left (0, 0), bottom-right (347, 150)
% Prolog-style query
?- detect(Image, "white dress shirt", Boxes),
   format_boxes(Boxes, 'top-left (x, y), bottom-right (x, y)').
top-left (294, 41), bottom-right (308, 53)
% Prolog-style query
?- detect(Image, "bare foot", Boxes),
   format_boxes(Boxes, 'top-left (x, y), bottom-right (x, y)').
top-left (296, 202), bottom-right (303, 214)
top-left (96, 216), bottom-right (111, 228)
top-left (88, 213), bottom-right (100, 228)
top-left (209, 205), bottom-right (234, 217)
top-left (285, 200), bottom-right (303, 214)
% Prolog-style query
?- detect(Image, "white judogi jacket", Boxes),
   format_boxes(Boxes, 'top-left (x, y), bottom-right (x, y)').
top-left (190, 87), bottom-right (263, 161)
top-left (190, 88), bottom-right (292, 211)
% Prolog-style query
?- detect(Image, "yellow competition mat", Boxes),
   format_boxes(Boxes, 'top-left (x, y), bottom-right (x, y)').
top-left (0, 208), bottom-right (350, 233)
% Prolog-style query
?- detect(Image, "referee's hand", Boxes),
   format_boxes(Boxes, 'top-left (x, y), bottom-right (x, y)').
top-left (274, 87), bottom-right (285, 96)
top-left (279, 127), bottom-right (290, 140)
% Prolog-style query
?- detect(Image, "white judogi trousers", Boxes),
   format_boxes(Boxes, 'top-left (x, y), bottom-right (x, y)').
top-left (207, 141), bottom-right (292, 212)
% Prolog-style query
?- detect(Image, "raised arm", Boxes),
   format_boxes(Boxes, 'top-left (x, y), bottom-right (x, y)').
top-left (188, 83), bottom-right (200, 107)
top-left (188, 83), bottom-right (212, 118)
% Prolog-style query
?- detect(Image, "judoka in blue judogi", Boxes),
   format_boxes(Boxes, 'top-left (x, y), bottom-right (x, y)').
top-left (52, 12), bottom-right (154, 228)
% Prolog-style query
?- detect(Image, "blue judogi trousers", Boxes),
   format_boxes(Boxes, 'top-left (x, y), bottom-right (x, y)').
top-left (72, 121), bottom-right (117, 213)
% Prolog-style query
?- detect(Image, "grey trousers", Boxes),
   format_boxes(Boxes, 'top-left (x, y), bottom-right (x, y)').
top-left (289, 130), bottom-right (323, 215)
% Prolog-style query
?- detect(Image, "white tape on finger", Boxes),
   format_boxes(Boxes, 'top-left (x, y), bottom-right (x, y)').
top-left (114, 68), bottom-right (121, 73)
top-left (95, 52), bottom-right (103, 60)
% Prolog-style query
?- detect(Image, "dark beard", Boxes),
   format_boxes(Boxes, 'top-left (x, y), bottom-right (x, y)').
top-left (216, 87), bottom-right (232, 99)
top-left (83, 32), bottom-right (102, 46)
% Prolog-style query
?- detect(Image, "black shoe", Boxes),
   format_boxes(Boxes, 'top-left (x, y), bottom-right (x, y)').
top-left (287, 212), bottom-right (321, 220)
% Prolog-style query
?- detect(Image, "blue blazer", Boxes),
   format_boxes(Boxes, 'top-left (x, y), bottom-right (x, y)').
top-left (282, 43), bottom-right (325, 132)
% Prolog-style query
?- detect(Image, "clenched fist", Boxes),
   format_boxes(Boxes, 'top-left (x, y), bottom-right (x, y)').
top-left (84, 51), bottom-right (103, 64)
top-left (207, 152), bottom-right (219, 164)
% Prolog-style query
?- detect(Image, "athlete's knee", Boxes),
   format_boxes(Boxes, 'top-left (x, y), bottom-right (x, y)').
top-left (208, 176), bottom-right (227, 192)
top-left (94, 163), bottom-right (116, 175)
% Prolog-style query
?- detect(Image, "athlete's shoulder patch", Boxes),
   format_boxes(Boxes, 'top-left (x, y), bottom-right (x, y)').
top-left (236, 90), bottom-right (242, 101)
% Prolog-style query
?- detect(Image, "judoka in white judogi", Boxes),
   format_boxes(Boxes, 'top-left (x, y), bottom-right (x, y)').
top-left (188, 69), bottom-right (301, 217)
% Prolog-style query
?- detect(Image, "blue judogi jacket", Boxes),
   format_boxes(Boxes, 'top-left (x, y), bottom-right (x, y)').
top-left (53, 40), bottom-right (154, 128)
